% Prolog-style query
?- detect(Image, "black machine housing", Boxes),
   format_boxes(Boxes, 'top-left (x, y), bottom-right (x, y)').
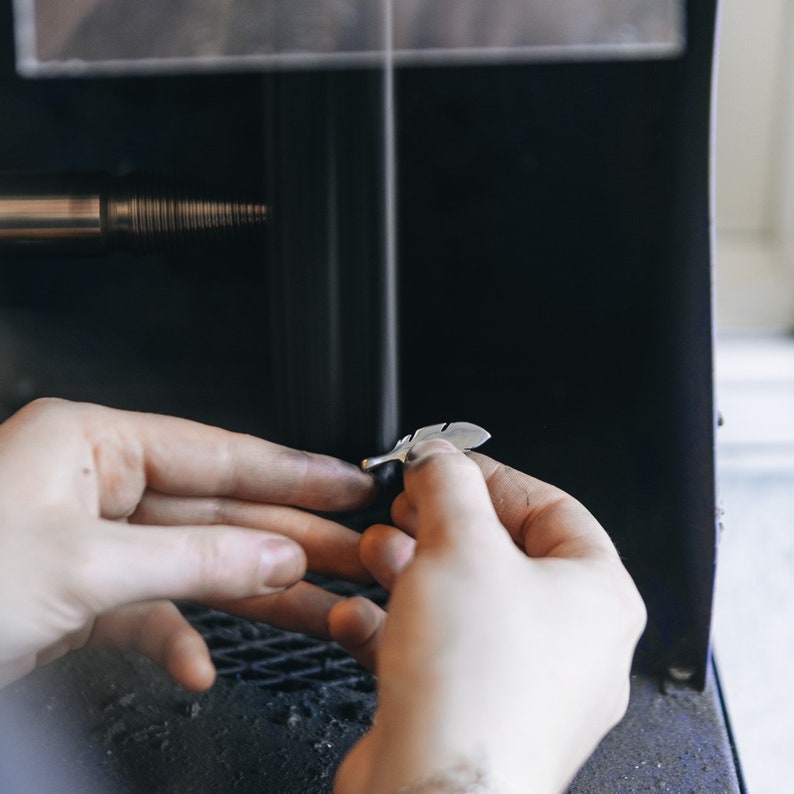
top-left (0, 1), bottom-right (743, 791)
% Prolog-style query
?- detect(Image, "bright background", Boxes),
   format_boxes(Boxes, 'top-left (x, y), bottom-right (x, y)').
top-left (713, 0), bottom-right (794, 790)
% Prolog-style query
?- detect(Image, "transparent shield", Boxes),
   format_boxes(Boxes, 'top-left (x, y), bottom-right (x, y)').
top-left (14, 0), bottom-right (684, 76)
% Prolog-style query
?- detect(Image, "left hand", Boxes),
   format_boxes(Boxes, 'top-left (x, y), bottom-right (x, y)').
top-left (0, 398), bottom-right (376, 691)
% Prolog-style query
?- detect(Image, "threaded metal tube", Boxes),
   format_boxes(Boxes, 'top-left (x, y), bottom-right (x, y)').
top-left (106, 174), bottom-right (268, 253)
top-left (0, 172), bottom-right (268, 255)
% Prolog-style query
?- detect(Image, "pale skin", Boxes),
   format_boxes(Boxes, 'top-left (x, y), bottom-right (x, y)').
top-left (0, 399), bottom-right (646, 794)
top-left (329, 441), bottom-right (647, 794)
top-left (0, 397), bottom-right (376, 690)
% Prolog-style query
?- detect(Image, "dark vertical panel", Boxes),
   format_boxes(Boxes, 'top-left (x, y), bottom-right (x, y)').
top-left (660, 0), bottom-right (720, 689)
top-left (396, 0), bottom-right (718, 686)
top-left (265, 70), bottom-right (398, 460)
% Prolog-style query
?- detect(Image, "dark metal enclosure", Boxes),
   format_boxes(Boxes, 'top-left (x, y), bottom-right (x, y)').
top-left (0, 0), bottom-right (743, 791)
top-left (396, 15), bottom-right (719, 691)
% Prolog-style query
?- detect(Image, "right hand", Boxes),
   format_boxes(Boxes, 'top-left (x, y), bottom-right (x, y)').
top-left (330, 441), bottom-right (646, 794)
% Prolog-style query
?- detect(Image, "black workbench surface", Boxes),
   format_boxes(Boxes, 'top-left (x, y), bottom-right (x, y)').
top-left (0, 638), bottom-right (742, 793)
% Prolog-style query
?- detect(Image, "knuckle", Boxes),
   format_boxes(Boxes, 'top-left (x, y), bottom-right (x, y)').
top-left (630, 591), bottom-right (648, 636)
top-left (618, 575), bottom-right (648, 640)
top-left (26, 395), bottom-right (68, 411)
top-left (188, 530), bottom-right (257, 595)
top-left (213, 437), bottom-right (239, 496)
top-left (207, 496), bottom-right (226, 525)
top-left (17, 396), bottom-right (71, 423)
top-left (189, 531), bottom-right (228, 587)
top-left (92, 431), bottom-right (146, 519)
top-left (602, 566), bottom-right (647, 634)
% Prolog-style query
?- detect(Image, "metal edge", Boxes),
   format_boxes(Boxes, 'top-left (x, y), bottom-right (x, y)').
top-left (16, 39), bottom-right (685, 79)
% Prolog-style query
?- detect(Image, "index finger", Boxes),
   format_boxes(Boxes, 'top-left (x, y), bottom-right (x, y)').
top-left (110, 408), bottom-right (377, 511)
top-left (469, 452), bottom-right (620, 562)
top-left (2, 400), bottom-right (376, 514)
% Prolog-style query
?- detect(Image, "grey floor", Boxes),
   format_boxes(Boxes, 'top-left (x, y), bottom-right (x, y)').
top-left (713, 332), bottom-right (794, 793)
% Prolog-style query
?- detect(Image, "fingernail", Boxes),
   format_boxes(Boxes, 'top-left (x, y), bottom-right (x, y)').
top-left (405, 439), bottom-right (458, 466)
top-left (259, 537), bottom-right (305, 589)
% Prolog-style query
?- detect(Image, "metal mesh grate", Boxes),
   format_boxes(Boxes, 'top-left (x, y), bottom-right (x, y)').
top-left (181, 580), bottom-right (385, 692)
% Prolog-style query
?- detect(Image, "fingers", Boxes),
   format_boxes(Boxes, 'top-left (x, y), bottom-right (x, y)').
top-left (206, 580), bottom-right (347, 639)
top-left (392, 445), bottom-right (618, 563)
top-left (88, 601), bottom-right (216, 692)
top-left (389, 492), bottom-right (418, 537)
top-left (359, 524), bottom-right (415, 590)
top-left (105, 406), bottom-right (377, 509)
top-left (328, 597), bottom-right (386, 672)
top-left (469, 453), bottom-right (620, 562)
top-left (211, 589), bottom-right (387, 673)
top-left (401, 441), bottom-right (505, 554)
top-left (0, 399), bottom-right (377, 518)
top-left (71, 517), bottom-right (307, 614)
top-left (131, 491), bottom-right (372, 584)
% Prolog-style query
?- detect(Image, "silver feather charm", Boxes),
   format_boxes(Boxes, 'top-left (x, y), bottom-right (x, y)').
top-left (361, 422), bottom-right (491, 471)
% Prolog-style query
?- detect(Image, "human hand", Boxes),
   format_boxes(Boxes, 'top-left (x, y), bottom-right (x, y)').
top-left (0, 399), bottom-right (375, 691)
top-left (330, 441), bottom-right (646, 794)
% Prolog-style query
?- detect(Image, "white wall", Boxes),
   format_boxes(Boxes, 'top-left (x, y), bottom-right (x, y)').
top-left (715, 0), bottom-right (794, 329)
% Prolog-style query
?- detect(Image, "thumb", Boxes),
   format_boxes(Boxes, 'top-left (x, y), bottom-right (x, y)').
top-left (402, 441), bottom-right (504, 553)
top-left (71, 518), bottom-right (306, 614)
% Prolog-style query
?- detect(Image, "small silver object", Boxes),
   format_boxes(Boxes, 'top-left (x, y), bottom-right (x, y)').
top-left (361, 422), bottom-right (491, 471)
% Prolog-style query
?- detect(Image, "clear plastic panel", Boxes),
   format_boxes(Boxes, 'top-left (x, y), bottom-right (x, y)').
top-left (14, 0), bottom-right (684, 76)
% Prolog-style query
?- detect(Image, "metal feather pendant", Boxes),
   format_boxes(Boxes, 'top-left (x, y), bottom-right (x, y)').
top-left (360, 422), bottom-right (491, 471)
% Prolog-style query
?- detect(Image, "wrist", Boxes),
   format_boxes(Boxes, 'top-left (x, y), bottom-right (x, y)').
top-left (390, 760), bottom-right (499, 793)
